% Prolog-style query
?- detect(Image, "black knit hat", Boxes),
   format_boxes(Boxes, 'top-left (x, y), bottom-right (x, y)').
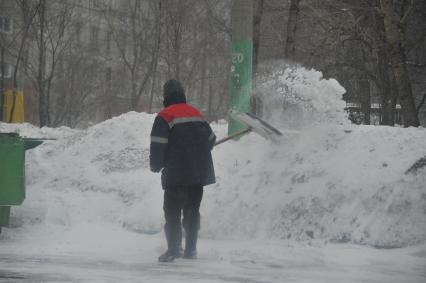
top-left (163, 79), bottom-right (186, 107)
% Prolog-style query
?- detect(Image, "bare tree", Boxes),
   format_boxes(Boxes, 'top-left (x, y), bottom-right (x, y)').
top-left (372, 0), bottom-right (396, 125)
top-left (284, 0), bottom-right (300, 59)
top-left (253, 0), bottom-right (264, 75)
top-left (36, 0), bottom-right (47, 125)
top-left (16, 0), bottom-right (75, 126)
top-left (3, 0), bottom-right (39, 123)
top-left (379, 0), bottom-right (419, 127)
top-left (106, 0), bottom-right (161, 111)
top-left (51, 48), bottom-right (102, 127)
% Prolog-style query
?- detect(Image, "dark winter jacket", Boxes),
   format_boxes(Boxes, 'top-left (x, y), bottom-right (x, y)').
top-left (150, 80), bottom-right (216, 189)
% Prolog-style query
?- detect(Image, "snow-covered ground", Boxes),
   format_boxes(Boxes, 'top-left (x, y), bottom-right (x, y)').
top-left (1, 65), bottom-right (425, 282)
top-left (1, 227), bottom-right (426, 283)
top-left (1, 112), bottom-right (425, 282)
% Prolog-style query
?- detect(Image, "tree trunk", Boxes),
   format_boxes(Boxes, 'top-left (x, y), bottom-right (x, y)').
top-left (359, 75), bottom-right (371, 125)
top-left (199, 31), bottom-right (208, 108)
top-left (373, 0), bottom-right (395, 125)
top-left (207, 71), bottom-right (214, 121)
top-left (130, 75), bottom-right (137, 110)
top-left (38, 0), bottom-right (48, 127)
top-left (379, 64), bottom-right (397, 125)
top-left (284, 0), bottom-right (300, 60)
top-left (380, 0), bottom-right (419, 127)
top-left (0, 46), bottom-right (4, 121)
top-left (104, 67), bottom-right (113, 119)
top-left (377, 52), bottom-right (397, 126)
top-left (9, 0), bottom-right (33, 123)
top-left (252, 0), bottom-right (264, 76)
top-left (173, 25), bottom-right (181, 81)
top-left (148, 70), bottom-right (157, 113)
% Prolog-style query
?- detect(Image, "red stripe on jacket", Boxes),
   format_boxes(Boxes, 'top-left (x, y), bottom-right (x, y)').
top-left (158, 103), bottom-right (203, 124)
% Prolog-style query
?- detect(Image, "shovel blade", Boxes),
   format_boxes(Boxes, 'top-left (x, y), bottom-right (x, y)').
top-left (229, 111), bottom-right (283, 143)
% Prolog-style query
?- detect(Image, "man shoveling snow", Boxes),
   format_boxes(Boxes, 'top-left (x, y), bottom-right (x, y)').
top-left (150, 79), bottom-right (216, 262)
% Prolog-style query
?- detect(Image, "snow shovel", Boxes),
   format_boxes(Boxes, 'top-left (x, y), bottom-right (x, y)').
top-left (214, 112), bottom-right (285, 146)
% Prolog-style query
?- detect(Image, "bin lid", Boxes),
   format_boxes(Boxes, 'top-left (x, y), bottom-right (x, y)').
top-left (22, 138), bottom-right (44, 150)
top-left (0, 132), bottom-right (20, 138)
top-left (0, 133), bottom-right (45, 150)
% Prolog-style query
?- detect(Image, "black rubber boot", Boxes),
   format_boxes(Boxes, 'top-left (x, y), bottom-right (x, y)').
top-left (158, 250), bottom-right (176, 262)
top-left (158, 225), bottom-right (182, 262)
top-left (176, 225), bottom-right (183, 257)
top-left (183, 229), bottom-right (198, 259)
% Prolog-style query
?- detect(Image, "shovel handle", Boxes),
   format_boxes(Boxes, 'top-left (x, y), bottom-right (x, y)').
top-left (214, 127), bottom-right (252, 146)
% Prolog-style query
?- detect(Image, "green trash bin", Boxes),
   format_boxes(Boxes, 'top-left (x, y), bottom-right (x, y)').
top-left (0, 133), bottom-right (26, 206)
top-left (0, 133), bottom-right (45, 233)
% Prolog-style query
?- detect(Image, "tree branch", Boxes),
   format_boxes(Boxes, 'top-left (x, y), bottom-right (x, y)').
top-left (417, 92), bottom-right (426, 112)
top-left (400, 0), bottom-right (414, 24)
top-left (406, 61), bottom-right (426, 67)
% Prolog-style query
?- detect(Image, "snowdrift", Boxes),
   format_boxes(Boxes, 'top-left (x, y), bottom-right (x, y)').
top-left (1, 112), bottom-right (425, 248)
top-left (205, 123), bottom-right (426, 248)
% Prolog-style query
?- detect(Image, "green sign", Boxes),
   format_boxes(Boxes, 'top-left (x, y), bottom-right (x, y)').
top-left (229, 40), bottom-right (253, 135)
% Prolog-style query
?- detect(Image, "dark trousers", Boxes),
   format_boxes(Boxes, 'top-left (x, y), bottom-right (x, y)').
top-left (163, 185), bottom-right (203, 252)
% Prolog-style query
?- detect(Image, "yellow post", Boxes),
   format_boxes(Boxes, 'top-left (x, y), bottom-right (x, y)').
top-left (3, 89), bottom-right (24, 123)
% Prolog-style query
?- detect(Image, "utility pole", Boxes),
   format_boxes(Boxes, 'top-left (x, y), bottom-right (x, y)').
top-left (229, 0), bottom-right (253, 135)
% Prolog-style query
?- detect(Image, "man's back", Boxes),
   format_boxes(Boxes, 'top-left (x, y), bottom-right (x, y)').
top-left (155, 103), bottom-right (215, 188)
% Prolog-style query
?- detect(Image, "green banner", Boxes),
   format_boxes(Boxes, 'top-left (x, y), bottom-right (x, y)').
top-left (229, 40), bottom-right (253, 135)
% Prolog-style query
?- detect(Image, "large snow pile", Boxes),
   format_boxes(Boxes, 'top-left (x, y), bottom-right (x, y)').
top-left (7, 113), bottom-right (164, 235)
top-left (2, 113), bottom-right (425, 248)
top-left (204, 124), bottom-right (426, 248)
top-left (1, 66), bottom-right (425, 249)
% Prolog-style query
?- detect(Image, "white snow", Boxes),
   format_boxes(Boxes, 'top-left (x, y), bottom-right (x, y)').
top-left (1, 230), bottom-right (425, 282)
top-left (254, 62), bottom-right (348, 128)
top-left (205, 123), bottom-right (426, 248)
top-left (1, 112), bottom-right (425, 282)
top-left (3, 112), bottom-right (425, 248)
top-left (1, 65), bottom-right (425, 282)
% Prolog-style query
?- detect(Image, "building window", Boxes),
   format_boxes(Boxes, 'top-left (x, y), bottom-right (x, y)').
top-left (93, 0), bottom-right (102, 9)
top-left (0, 62), bottom-right (13, 79)
top-left (108, 0), bottom-right (115, 10)
top-left (75, 22), bottom-right (83, 44)
top-left (106, 31), bottom-right (112, 54)
top-left (90, 26), bottom-right (99, 48)
top-left (118, 32), bottom-right (127, 52)
top-left (105, 67), bottom-right (112, 82)
top-left (57, 58), bottom-right (64, 79)
top-left (0, 16), bottom-right (13, 34)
